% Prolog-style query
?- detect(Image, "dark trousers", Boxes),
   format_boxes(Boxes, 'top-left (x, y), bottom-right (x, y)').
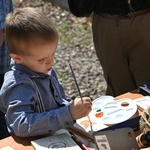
top-left (0, 74), bottom-right (10, 139)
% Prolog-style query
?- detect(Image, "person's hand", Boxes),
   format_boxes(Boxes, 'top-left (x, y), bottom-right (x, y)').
top-left (0, 30), bottom-right (4, 47)
top-left (69, 97), bottom-right (92, 120)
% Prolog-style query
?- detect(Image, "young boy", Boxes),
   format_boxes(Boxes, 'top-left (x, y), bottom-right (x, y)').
top-left (0, 7), bottom-right (92, 137)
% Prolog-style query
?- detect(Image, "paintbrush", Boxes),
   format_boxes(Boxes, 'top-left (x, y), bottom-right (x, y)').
top-left (69, 64), bottom-right (93, 132)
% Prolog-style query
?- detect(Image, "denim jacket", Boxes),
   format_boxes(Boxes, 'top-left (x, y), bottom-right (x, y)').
top-left (0, 61), bottom-right (74, 137)
top-left (0, 0), bottom-right (13, 30)
top-left (0, 0), bottom-right (13, 74)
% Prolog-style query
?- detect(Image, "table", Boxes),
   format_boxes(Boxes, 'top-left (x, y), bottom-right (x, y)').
top-left (0, 90), bottom-right (146, 150)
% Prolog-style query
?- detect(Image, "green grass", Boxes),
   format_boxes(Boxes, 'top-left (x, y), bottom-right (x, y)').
top-left (58, 21), bottom-right (92, 46)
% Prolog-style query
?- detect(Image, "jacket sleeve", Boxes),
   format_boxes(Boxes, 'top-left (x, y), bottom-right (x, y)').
top-left (0, 72), bottom-right (74, 137)
top-left (68, 0), bottom-right (97, 17)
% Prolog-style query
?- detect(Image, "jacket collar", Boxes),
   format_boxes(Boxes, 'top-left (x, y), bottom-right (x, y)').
top-left (10, 59), bottom-right (51, 79)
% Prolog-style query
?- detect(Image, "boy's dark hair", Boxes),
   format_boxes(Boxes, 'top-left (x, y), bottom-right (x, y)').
top-left (5, 7), bottom-right (58, 55)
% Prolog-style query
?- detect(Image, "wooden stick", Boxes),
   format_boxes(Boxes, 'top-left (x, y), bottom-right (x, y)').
top-left (69, 64), bottom-right (93, 131)
top-left (69, 64), bottom-right (83, 103)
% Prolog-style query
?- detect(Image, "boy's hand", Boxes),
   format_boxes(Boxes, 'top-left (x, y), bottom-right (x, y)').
top-left (69, 97), bottom-right (92, 120)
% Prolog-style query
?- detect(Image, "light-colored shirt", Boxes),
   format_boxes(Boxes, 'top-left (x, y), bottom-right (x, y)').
top-left (0, 61), bottom-right (74, 137)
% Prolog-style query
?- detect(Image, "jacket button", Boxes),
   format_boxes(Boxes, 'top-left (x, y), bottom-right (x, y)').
top-left (49, 130), bottom-right (52, 133)
top-left (65, 121), bottom-right (70, 126)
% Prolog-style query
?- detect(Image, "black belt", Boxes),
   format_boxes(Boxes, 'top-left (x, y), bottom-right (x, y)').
top-left (95, 9), bottom-right (150, 27)
top-left (96, 9), bottom-right (150, 20)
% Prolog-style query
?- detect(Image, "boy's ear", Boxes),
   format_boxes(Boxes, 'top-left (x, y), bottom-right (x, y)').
top-left (10, 54), bottom-right (22, 64)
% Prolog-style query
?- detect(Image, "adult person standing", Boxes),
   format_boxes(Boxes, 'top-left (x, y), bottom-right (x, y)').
top-left (0, 0), bottom-right (13, 139)
top-left (68, 0), bottom-right (150, 96)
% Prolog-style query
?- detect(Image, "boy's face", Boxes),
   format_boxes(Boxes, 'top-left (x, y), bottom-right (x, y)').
top-left (11, 41), bottom-right (57, 74)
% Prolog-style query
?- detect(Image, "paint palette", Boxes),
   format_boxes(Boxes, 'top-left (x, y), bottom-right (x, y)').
top-left (77, 96), bottom-right (138, 132)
